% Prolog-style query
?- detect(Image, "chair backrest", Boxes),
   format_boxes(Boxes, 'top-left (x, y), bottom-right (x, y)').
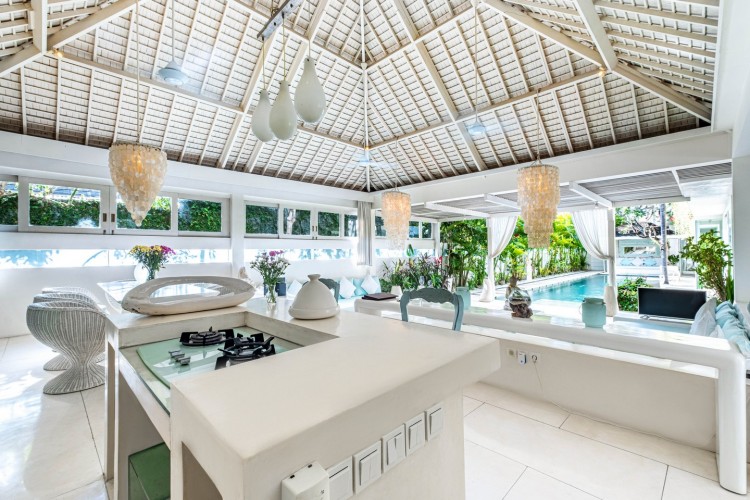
top-left (400, 288), bottom-right (464, 331)
top-left (318, 278), bottom-right (340, 303)
top-left (34, 292), bottom-right (99, 310)
top-left (41, 286), bottom-right (96, 299)
top-left (26, 302), bottom-right (106, 344)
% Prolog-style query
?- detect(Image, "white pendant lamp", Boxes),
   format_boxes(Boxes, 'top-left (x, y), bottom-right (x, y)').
top-left (252, 38), bottom-right (275, 142)
top-left (270, 80), bottom-right (297, 140)
top-left (157, 0), bottom-right (188, 86)
top-left (382, 190), bottom-right (411, 250)
top-left (295, 57), bottom-right (326, 123)
top-left (109, 0), bottom-right (168, 227)
top-left (269, 14), bottom-right (297, 141)
top-left (294, 0), bottom-right (326, 123)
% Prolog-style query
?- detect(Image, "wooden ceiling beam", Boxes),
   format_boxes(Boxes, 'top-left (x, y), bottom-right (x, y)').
top-left (600, 16), bottom-right (715, 44)
top-left (568, 181), bottom-right (613, 208)
top-left (612, 43), bottom-right (713, 72)
top-left (606, 30), bottom-right (714, 59)
top-left (30, 0), bottom-right (48, 54)
top-left (594, 1), bottom-right (718, 29)
top-left (574, 0), bottom-right (617, 70)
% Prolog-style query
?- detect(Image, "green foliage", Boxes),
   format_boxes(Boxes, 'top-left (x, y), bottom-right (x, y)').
top-left (617, 277), bottom-right (651, 312)
top-left (380, 253), bottom-right (448, 291)
top-left (0, 192), bottom-right (18, 225)
top-left (667, 254), bottom-right (680, 266)
top-left (440, 219), bottom-right (488, 288)
top-left (246, 204), bottom-right (278, 234)
top-left (117, 197), bottom-right (171, 230)
top-left (284, 208), bottom-right (311, 235)
top-left (680, 230), bottom-right (734, 302)
top-left (30, 195), bottom-right (100, 227)
top-left (317, 211), bottom-right (340, 236)
top-left (178, 199), bottom-right (222, 232)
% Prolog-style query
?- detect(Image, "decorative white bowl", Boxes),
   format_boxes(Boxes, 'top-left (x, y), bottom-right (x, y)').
top-left (288, 274), bottom-right (340, 320)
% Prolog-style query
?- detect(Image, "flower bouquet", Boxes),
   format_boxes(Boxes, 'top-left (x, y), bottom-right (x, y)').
top-left (129, 245), bottom-right (175, 281)
top-left (249, 251), bottom-right (290, 304)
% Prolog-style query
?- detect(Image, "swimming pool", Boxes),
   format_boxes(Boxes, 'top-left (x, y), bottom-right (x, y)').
top-left (531, 274), bottom-right (608, 302)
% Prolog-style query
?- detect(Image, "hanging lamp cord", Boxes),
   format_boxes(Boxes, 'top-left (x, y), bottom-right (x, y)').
top-left (535, 89), bottom-right (541, 162)
top-left (136, 0), bottom-right (142, 143)
top-left (282, 12), bottom-right (287, 79)
top-left (171, 0), bottom-right (175, 61)
top-left (473, 2), bottom-right (479, 115)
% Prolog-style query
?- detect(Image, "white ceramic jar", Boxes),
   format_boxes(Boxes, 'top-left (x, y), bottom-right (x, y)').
top-left (288, 274), bottom-right (340, 319)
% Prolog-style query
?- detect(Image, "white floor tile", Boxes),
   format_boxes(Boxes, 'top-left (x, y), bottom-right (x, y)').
top-left (54, 479), bottom-right (108, 500)
top-left (0, 338), bottom-right (9, 363)
top-left (464, 441), bottom-right (525, 500)
top-left (465, 404), bottom-right (667, 500)
top-left (504, 468), bottom-right (600, 500)
top-left (463, 396), bottom-right (483, 417)
top-left (661, 467), bottom-right (744, 500)
top-left (0, 364), bottom-right (103, 498)
top-left (561, 413), bottom-right (718, 482)
top-left (81, 386), bottom-right (106, 474)
top-left (3, 335), bottom-right (53, 362)
top-left (463, 383), bottom-right (569, 427)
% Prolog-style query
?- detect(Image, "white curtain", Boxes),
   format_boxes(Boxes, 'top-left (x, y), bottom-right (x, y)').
top-left (479, 216), bottom-right (518, 302)
top-left (572, 208), bottom-right (618, 316)
top-left (357, 201), bottom-right (373, 267)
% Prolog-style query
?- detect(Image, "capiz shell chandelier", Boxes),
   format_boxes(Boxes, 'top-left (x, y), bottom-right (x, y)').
top-left (517, 160), bottom-right (560, 248)
top-left (109, 144), bottom-right (168, 226)
top-left (381, 190), bottom-right (411, 249)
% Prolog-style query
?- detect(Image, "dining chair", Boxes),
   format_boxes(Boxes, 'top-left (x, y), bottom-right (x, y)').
top-left (399, 288), bottom-right (464, 331)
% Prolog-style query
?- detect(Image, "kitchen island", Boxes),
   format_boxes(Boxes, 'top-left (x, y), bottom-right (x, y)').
top-left (105, 298), bottom-right (501, 499)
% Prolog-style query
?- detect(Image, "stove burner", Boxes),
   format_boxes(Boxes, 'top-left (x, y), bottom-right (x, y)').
top-left (180, 327), bottom-right (235, 347)
top-left (215, 333), bottom-right (277, 369)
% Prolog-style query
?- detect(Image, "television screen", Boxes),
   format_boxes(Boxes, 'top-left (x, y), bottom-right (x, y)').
top-left (637, 288), bottom-right (707, 320)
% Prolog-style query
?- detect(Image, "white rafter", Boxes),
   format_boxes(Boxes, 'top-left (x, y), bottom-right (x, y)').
top-left (568, 181), bottom-right (613, 208)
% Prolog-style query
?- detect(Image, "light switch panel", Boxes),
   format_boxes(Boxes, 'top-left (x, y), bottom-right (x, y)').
top-left (327, 458), bottom-right (353, 500)
top-left (405, 413), bottom-right (426, 456)
top-left (353, 442), bottom-right (382, 493)
top-left (426, 403), bottom-right (444, 441)
top-left (381, 425), bottom-right (406, 472)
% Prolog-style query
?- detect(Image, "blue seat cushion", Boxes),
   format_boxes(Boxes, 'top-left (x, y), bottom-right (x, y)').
top-left (352, 278), bottom-right (366, 297)
top-left (716, 302), bottom-right (739, 328)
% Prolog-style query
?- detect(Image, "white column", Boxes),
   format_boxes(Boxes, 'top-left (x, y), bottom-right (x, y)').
top-left (732, 155), bottom-right (750, 304)
top-left (230, 193), bottom-right (245, 277)
top-left (605, 207), bottom-right (618, 315)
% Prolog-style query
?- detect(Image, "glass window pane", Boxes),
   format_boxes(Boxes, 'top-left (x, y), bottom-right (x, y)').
top-left (178, 198), bottom-right (222, 232)
top-left (375, 216), bottom-right (386, 237)
top-left (29, 183), bottom-right (101, 228)
top-left (283, 208), bottom-right (311, 236)
top-left (245, 204), bottom-right (278, 234)
top-left (117, 195), bottom-right (171, 230)
top-left (0, 181), bottom-right (18, 225)
top-left (409, 221), bottom-right (420, 238)
top-left (344, 214), bottom-right (358, 237)
top-left (317, 211), bottom-right (340, 237)
top-left (421, 222), bottom-right (432, 239)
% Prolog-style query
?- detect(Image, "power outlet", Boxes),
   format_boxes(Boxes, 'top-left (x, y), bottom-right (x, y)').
top-left (530, 353), bottom-right (540, 363)
top-left (517, 351), bottom-right (527, 365)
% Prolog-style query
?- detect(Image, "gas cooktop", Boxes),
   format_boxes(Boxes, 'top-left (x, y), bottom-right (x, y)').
top-left (136, 327), bottom-right (301, 388)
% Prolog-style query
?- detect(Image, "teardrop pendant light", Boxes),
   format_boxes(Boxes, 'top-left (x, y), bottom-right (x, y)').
top-left (269, 14), bottom-right (297, 140)
top-left (294, 0), bottom-right (326, 123)
top-left (252, 38), bottom-right (275, 142)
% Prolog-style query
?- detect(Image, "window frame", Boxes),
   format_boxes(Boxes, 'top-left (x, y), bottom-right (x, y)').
top-left (176, 193), bottom-right (229, 237)
top-left (245, 201), bottom-right (282, 238)
top-left (19, 176), bottom-right (109, 235)
top-left (344, 212), bottom-right (358, 238)
top-left (110, 190), bottom-right (178, 236)
top-left (315, 210), bottom-right (343, 240)
top-left (0, 174), bottom-right (18, 232)
top-left (280, 206), bottom-right (314, 240)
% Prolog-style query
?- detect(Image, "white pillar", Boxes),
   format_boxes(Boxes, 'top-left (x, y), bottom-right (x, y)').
top-left (732, 155), bottom-right (750, 304)
top-left (605, 208), bottom-right (619, 315)
top-left (230, 193), bottom-right (245, 277)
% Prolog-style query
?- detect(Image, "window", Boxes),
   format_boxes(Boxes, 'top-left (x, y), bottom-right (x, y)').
top-left (178, 198), bottom-right (223, 233)
top-left (344, 214), bottom-right (357, 237)
top-left (421, 222), bottom-right (433, 239)
top-left (317, 211), bottom-right (341, 237)
top-left (116, 194), bottom-right (171, 231)
top-left (246, 204), bottom-right (279, 235)
top-left (409, 221), bottom-right (420, 238)
top-left (375, 216), bottom-right (386, 237)
top-left (27, 181), bottom-right (103, 232)
top-left (0, 180), bottom-right (18, 227)
top-left (283, 208), bottom-right (311, 236)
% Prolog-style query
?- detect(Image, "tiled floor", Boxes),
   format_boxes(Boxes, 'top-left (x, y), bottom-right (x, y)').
top-left (0, 335), bottom-right (746, 499)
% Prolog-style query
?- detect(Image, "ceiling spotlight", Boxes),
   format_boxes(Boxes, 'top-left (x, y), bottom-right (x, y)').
top-left (467, 120), bottom-right (487, 136)
top-left (157, 60), bottom-right (189, 86)
top-left (598, 67), bottom-right (607, 78)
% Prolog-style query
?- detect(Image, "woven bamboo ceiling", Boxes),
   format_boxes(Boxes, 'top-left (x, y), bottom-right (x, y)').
top-left (0, 0), bottom-right (718, 192)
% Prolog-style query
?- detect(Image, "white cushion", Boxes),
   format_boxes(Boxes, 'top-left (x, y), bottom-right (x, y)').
top-left (361, 275), bottom-right (381, 295)
top-left (287, 280), bottom-right (303, 297)
top-left (689, 297), bottom-right (718, 336)
top-left (339, 277), bottom-right (356, 299)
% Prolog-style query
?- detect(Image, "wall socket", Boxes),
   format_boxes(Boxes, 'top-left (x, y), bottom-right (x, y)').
top-left (517, 351), bottom-right (527, 365)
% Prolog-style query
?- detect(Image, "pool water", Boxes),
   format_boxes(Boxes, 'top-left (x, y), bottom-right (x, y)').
top-left (531, 274), bottom-right (608, 303)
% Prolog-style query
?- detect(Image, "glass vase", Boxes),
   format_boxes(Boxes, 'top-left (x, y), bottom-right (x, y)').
top-left (265, 286), bottom-right (277, 305)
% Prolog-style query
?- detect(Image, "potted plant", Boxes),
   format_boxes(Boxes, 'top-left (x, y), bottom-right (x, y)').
top-left (249, 251), bottom-right (290, 305)
top-left (129, 245), bottom-right (175, 281)
top-left (679, 230), bottom-right (734, 302)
